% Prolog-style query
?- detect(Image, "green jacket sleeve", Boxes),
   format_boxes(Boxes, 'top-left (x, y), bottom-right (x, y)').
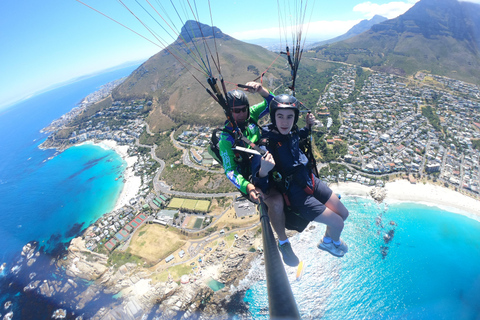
top-left (218, 131), bottom-right (250, 194)
top-left (218, 93), bottom-right (273, 194)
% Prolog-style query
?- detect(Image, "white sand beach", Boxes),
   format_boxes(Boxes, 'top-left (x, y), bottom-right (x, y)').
top-left (91, 140), bottom-right (141, 211)
top-left (332, 180), bottom-right (480, 222)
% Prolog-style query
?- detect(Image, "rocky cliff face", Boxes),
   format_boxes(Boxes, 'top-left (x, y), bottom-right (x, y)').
top-left (179, 20), bottom-right (230, 43)
top-left (61, 230), bottom-right (261, 319)
top-left (62, 237), bottom-right (109, 281)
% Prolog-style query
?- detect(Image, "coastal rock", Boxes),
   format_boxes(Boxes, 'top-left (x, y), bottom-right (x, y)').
top-left (370, 187), bottom-right (386, 203)
top-left (3, 311), bottom-right (13, 320)
top-left (24, 280), bottom-right (40, 292)
top-left (26, 258), bottom-right (36, 267)
top-left (39, 280), bottom-right (55, 297)
top-left (152, 233), bottom-right (260, 319)
top-left (52, 309), bottom-right (67, 319)
top-left (66, 228), bottom-right (261, 319)
top-left (99, 263), bottom-right (141, 294)
top-left (61, 238), bottom-right (108, 281)
top-left (75, 284), bottom-right (102, 310)
top-left (21, 242), bottom-right (35, 256)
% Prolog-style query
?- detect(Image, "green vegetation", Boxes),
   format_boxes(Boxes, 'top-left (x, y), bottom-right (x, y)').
top-left (139, 130), bottom-right (183, 162)
top-left (152, 264), bottom-right (193, 283)
top-left (108, 250), bottom-right (143, 268)
top-left (421, 105), bottom-right (443, 132)
top-left (472, 139), bottom-right (480, 151)
top-left (275, 62), bottom-right (338, 110)
top-left (163, 163), bottom-right (235, 193)
top-left (193, 218), bottom-right (203, 229)
top-left (319, 163), bottom-right (350, 178)
top-left (313, 131), bottom-right (348, 162)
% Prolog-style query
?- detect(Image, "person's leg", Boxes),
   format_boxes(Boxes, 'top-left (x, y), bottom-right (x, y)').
top-left (312, 208), bottom-right (344, 241)
top-left (262, 188), bottom-right (287, 240)
top-left (325, 193), bottom-right (349, 221)
top-left (289, 191), bottom-right (346, 257)
top-left (312, 177), bottom-right (349, 240)
top-left (263, 188), bottom-right (299, 266)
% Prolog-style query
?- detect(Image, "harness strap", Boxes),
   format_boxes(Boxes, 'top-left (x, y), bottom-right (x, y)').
top-left (303, 173), bottom-right (315, 195)
top-left (282, 193), bottom-right (291, 207)
top-left (239, 135), bottom-right (266, 156)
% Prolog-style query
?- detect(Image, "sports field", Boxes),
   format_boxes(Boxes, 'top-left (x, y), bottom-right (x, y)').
top-left (168, 197), bottom-right (211, 213)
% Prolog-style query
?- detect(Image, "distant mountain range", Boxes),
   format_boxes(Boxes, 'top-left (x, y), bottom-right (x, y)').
top-left (244, 15), bottom-right (387, 51)
top-left (112, 0), bottom-right (480, 131)
top-left (308, 15), bottom-right (388, 48)
top-left (312, 0), bottom-right (480, 84)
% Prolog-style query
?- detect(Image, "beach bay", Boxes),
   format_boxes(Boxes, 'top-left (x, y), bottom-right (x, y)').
top-left (1, 65), bottom-right (480, 319)
top-left (0, 65), bottom-right (139, 318)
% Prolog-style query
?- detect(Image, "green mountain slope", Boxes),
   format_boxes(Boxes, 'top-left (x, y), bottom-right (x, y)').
top-left (312, 0), bottom-right (480, 84)
top-left (112, 21), bottom-right (290, 131)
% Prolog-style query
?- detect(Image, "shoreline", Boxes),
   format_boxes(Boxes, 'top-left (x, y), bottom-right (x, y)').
top-left (331, 180), bottom-right (480, 222)
top-left (76, 140), bottom-right (141, 212)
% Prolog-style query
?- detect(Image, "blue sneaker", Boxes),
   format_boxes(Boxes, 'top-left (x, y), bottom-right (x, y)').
top-left (318, 239), bottom-right (348, 257)
top-left (278, 242), bottom-right (299, 267)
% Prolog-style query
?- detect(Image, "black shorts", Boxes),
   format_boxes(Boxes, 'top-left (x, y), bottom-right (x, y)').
top-left (287, 176), bottom-right (333, 221)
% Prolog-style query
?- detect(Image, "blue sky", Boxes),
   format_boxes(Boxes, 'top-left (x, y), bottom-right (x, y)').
top-left (0, 0), bottom-right (434, 109)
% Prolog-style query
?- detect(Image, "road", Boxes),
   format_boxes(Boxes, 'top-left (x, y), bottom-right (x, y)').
top-left (135, 133), bottom-right (238, 199)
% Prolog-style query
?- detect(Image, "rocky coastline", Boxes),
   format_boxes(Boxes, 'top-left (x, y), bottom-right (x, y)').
top-left (59, 229), bottom-right (262, 319)
top-left (369, 187), bottom-right (387, 203)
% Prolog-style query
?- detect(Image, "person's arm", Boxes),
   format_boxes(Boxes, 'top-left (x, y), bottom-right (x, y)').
top-left (305, 112), bottom-right (315, 130)
top-left (244, 82), bottom-right (274, 122)
top-left (244, 81), bottom-right (270, 98)
top-left (218, 133), bottom-right (251, 195)
top-left (252, 149), bottom-right (275, 194)
top-left (299, 112), bottom-right (316, 138)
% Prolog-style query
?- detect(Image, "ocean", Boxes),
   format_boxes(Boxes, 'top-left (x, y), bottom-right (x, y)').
top-left (243, 197), bottom-right (480, 320)
top-left (1, 66), bottom-right (480, 320)
top-left (0, 65), bottom-right (138, 319)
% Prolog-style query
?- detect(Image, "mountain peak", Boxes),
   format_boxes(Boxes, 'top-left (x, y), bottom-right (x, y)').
top-left (179, 20), bottom-right (226, 42)
top-left (372, 0), bottom-right (476, 41)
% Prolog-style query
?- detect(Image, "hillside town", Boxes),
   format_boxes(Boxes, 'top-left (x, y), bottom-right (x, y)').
top-left (176, 67), bottom-right (480, 197)
top-left (41, 65), bottom-right (480, 257)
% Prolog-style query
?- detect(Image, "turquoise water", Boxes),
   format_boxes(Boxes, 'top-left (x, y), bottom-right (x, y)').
top-left (244, 197), bottom-right (480, 319)
top-left (207, 277), bottom-right (226, 292)
top-left (0, 65), bottom-right (137, 318)
top-left (2, 63), bottom-right (479, 319)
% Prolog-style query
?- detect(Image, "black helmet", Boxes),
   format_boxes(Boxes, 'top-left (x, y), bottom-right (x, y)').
top-left (226, 90), bottom-right (249, 109)
top-left (269, 94), bottom-right (299, 127)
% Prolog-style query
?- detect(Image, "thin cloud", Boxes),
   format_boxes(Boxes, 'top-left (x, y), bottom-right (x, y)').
top-left (353, 1), bottom-right (419, 19)
top-left (231, 20), bottom-right (360, 41)
top-left (230, 1), bottom-right (421, 41)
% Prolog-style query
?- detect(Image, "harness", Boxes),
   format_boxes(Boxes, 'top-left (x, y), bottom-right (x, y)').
top-left (209, 118), bottom-right (263, 197)
top-left (267, 128), bottom-right (317, 207)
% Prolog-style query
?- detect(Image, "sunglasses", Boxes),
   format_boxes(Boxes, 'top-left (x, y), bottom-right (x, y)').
top-left (232, 106), bottom-right (248, 114)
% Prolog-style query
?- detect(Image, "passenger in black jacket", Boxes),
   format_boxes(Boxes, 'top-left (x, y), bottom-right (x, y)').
top-left (252, 94), bottom-right (350, 257)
